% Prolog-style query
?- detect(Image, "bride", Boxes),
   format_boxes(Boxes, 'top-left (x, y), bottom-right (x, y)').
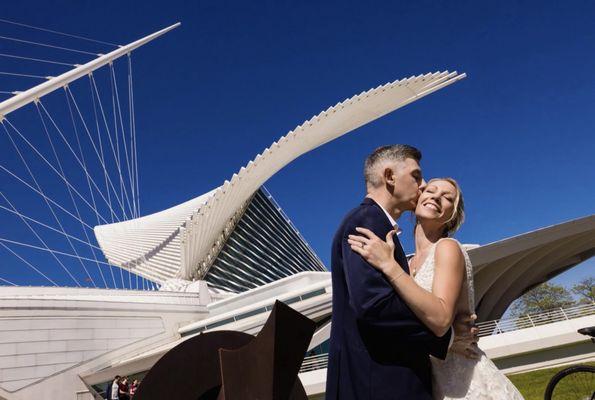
top-left (348, 178), bottom-right (524, 400)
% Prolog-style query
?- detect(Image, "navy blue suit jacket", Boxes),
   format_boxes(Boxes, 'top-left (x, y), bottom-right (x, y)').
top-left (325, 198), bottom-right (451, 400)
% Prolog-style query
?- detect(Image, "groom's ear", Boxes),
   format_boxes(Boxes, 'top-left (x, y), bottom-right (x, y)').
top-left (383, 167), bottom-right (395, 186)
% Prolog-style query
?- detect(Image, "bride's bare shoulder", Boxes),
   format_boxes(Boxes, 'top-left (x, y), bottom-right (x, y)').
top-left (434, 238), bottom-right (465, 267)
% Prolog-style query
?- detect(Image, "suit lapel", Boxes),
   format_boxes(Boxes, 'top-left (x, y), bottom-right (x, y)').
top-left (392, 233), bottom-right (410, 275)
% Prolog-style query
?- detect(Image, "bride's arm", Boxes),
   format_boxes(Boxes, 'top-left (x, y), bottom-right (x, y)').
top-left (349, 230), bottom-right (464, 337)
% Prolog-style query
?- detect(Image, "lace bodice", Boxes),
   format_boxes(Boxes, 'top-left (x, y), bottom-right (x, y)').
top-left (413, 238), bottom-right (475, 316)
top-left (412, 239), bottom-right (524, 400)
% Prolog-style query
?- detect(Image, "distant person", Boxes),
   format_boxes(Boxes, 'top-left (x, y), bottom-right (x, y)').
top-left (118, 376), bottom-right (130, 400)
top-left (109, 375), bottom-right (120, 400)
top-left (349, 173), bottom-right (524, 399)
top-left (130, 379), bottom-right (140, 397)
top-left (325, 145), bottom-right (479, 400)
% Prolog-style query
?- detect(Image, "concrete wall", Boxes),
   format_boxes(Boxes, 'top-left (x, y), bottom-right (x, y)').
top-left (0, 316), bottom-right (164, 392)
top-left (0, 287), bottom-right (209, 400)
top-left (479, 314), bottom-right (595, 374)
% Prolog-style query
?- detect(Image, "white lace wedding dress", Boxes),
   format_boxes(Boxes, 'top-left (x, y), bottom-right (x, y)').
top-left (413, 238), bottom-right (524, 400)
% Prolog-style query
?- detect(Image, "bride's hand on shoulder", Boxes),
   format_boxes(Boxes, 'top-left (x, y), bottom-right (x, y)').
top-left (348, 227), bottom-right (401, 274)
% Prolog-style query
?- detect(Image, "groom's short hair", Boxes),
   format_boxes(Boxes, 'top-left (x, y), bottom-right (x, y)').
top-left (364, 144), bottom-right (422, 188)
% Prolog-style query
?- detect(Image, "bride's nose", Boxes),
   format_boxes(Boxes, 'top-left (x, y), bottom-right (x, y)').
top-left (428, 191), bottom-right (440, 200)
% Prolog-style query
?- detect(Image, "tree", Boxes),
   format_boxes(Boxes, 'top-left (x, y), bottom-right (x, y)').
top-left (572, 277), bottom-right (595, 304)
top-left (510, 282), bottom-right (575, 318)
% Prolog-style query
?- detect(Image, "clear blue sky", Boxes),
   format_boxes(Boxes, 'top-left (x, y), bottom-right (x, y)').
top-left (1, 1), bottom-right (593, 294)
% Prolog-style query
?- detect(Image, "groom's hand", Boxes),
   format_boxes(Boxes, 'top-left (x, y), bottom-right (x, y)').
top-left (452, 313), bottom-right (480, 360)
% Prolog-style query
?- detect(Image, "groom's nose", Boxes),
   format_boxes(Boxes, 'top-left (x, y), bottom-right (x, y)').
top-left (419, 179), bottom-right (427, 190)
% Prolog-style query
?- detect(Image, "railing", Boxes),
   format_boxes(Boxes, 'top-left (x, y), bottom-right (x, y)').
top-left (300, 353), bottom-right (330, 373)
top-left (299, 302), bottom-right (595, 374)
top-left (476, 302), bottom-right (595, 337)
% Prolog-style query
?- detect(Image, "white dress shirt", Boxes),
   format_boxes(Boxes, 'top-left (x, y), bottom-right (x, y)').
top-left (374, 202), bottom-right (402, 235)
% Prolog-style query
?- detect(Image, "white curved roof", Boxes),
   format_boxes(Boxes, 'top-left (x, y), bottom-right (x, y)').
top-left (468, 214), bottom-right (595, 320)
top-left (94, 189), bottom-right (216, 282)
top-left (94, 71), bottom-right (466, 282)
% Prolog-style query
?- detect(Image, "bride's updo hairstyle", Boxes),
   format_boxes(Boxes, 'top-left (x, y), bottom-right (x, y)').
top-left (426, 177), bottom-right (465, 237)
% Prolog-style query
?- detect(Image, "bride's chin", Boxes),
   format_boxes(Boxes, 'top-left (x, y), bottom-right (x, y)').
top-left (417, 214), bottom-right (446, 228)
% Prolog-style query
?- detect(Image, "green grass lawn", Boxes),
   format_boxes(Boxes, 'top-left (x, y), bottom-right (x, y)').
top-left (308, 362), bottom-right (594, 400)
top-left (507, 362), bottom-right (595, 400)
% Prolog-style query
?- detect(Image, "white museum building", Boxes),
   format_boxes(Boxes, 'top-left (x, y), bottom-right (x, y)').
top-left (0, 24), bottom-right (593, 400)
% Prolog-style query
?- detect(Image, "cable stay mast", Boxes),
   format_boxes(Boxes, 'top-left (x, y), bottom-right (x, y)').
top-left (0, 22), bottom-right (180, 120)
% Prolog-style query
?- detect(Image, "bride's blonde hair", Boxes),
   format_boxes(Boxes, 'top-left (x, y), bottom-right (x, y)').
top-left (424, 177), bottom-right (465, 237)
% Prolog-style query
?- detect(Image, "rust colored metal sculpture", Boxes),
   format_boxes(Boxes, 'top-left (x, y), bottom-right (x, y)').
top-left (134, 300), bottom-right (316, 400)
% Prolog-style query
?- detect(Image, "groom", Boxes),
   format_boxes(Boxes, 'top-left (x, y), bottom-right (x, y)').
top-left (325, 145), bottom-right (477, 400)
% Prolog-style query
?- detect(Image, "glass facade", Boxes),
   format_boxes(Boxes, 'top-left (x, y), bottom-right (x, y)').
top-left (205, 188), bottom-right (326, 292)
